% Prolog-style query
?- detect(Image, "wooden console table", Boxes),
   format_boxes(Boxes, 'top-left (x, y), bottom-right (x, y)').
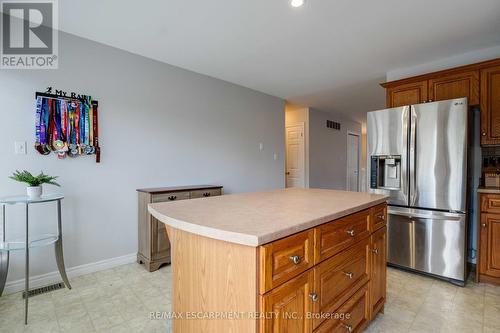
top-left (136, 185), bottom-right (223, 272)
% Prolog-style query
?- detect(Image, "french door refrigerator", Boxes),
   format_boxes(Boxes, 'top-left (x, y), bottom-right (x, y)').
top-left (367, 98), bottom-right (469, 284)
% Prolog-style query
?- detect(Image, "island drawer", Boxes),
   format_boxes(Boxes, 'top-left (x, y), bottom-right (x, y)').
top-left (312, 238), bottom-right (370, 329)
top-left (259, 229), bottom-right (315, 294)
top-left (152, 191), bottom-right (191, 203)
top-left (314, 209), bottom-right (371, 263)
top-left (370, 204), bottom-right (387, 232)
top-left (190, 188), bottom-right (222, 199)
top-left (313, 283), bottom-right (370, 333)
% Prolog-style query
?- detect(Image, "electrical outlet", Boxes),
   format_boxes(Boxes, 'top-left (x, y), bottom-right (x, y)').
top-left (273, 153), bottom-right (278, 160)
top-left (259, 143), bottom-right (264, 151)
top-left (14, 141), bottom-right (27, 155)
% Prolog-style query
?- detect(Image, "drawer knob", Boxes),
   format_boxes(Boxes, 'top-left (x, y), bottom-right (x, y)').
top-left (347, 229), bottom-right (355, 237)
top-left (343, 271), bottom-right (354, 279)
top-left (482, 223), bottom-right (487, 228)
top-left (168, 196), bottom-right (177, 201)
top-left (203, 192), bottom-right (211, 197)
top-left (371, 248), bottom-right (379, 255)
top-left (342, 323), bottom-right (353, 332)
top-left (377, 214), bottom-right (385, 220)
top-left (309, 293), bottom-right (318, 302)
top-left (289, 255), bottom-right (301, 265)
top-left (482, 132), bottom-right (487, 136)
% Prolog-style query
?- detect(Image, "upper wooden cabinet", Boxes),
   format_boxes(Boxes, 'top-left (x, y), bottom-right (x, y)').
top-left (381, 58), bottom-right (500, 146)
top-left (386, 81), bottom-right (428, 108)
top-left (428, 71), bottom-right (479, 105)
top-left (481, 65), bottom-right (500, 145)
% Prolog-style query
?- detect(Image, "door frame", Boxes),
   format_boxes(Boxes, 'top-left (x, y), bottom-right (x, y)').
top-left (285, 122), bottom-right (306, 188)
top-left (346, 130), bottom-right (360, 192)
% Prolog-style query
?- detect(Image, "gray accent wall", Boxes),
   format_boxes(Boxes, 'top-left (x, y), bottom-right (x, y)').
top-left (309, 108), bottom-right (361, 190)
top-left (0, 32), bottom-right (285, 283)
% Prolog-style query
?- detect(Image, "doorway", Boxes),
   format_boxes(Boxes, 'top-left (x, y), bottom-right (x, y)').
top-left (285, 123), bottom-right (305, 188)
top-left (346, 132), bottom-right (360, 191)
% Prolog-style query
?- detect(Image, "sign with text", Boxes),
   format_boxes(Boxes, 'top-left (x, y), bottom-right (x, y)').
top-left (1, 0), bottom-right (58, 69)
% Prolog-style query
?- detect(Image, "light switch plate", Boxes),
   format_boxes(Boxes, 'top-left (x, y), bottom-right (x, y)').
top-left (259, 143), bottom-right (264, 151)
top-left (14, 141), bottom-right (27, 155)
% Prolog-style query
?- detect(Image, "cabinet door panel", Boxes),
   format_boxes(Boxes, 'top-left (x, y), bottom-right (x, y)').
top-left (481, 65), bottom-right (500, 145)
top-left (152, 217), bottom-right (170, 260)
top-left (480, 214), bottom-right (500, 278)
top-left (428, 71), bottom-right (479, 104)
top-left (261, 270), bottom-right (314, 333)
top-left (370, 227), bottom-right (387, 318)
top-left (386, 81), bottom-right (428, 108)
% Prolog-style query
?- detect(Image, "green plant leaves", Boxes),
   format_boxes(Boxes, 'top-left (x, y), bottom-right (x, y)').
top-left (9, 170), bottom-right (60, 187)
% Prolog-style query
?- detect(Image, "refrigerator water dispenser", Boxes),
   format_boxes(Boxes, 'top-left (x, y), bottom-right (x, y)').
top-left (370, 155), bottom-right (401, 190)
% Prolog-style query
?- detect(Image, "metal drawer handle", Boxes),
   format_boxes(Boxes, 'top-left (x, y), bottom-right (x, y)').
top-left (347, 229), bottom-right (355, 237)
top-left (203, 192), bottom-right (211, 197)
top-left (371, 248), bottom-right (379, 255)
top-left (309, 293), bottom-right (318, 302)
top-left (168, 196), bottom-right (177, 201)
top-left (377, 214), bottom-right (385, 220)
top-left (342, 323), bottom-right (353, 332)
top-left (289, 255), bottom-right (301, 265)
top-left (343, 271), bottom-right (354, 279)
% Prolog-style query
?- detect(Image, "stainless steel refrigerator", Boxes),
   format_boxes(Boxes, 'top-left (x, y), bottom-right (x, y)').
top-left (367, 97), bottom-right (469, 284)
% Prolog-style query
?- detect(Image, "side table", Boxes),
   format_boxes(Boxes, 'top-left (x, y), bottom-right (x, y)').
top-left (0, 193), bottom-right (72, 324)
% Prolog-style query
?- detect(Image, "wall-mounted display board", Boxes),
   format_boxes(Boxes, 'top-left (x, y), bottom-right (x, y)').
top-left (35, 87), bottom-right (100, 163)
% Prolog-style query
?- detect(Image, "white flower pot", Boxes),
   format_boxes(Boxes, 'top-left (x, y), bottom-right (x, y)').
top-left (27, 186), bottom-right (42, 199)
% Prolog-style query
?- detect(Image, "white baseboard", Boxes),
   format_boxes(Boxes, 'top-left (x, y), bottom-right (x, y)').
top-left (3, 252), bottom-right (137, 295)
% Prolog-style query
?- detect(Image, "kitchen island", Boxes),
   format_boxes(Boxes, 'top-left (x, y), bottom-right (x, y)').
top-left (149, 188), bottom-right (388, 333)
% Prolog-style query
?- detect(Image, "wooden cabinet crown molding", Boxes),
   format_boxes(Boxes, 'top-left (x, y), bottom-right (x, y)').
top-left (380, 57), bottom-right (500, 89)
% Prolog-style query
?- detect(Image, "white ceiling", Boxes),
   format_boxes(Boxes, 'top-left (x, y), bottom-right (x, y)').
top-left (57, 0), bottom-right (500, 122)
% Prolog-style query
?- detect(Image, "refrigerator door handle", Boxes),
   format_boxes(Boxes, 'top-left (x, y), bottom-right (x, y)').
top-left (409, 106), bottom-right (417, 206)
top-left (388, 209), bottom-right (463, 221)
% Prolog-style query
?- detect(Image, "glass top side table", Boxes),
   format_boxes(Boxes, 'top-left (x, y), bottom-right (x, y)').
top-left (0, 193), bottom-right (72, 325)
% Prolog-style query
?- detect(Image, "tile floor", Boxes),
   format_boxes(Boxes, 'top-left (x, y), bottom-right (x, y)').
top-left (0, 263), bottom-right (499, 332)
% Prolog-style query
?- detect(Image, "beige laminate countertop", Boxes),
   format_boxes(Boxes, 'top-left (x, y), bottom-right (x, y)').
top-left (477, 186), bottom-right (500, 194)
top-left (148, 188), bottom-right (388, 247)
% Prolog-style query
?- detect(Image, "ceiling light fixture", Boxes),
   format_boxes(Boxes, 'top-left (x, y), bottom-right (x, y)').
top-left (290, 0), bottom-right (304, 8)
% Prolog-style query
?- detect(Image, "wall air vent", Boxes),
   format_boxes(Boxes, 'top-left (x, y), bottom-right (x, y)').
top-left (326, 120), bottom-right (341, 130)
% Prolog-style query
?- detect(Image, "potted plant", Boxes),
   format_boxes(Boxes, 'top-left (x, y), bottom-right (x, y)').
top-left (9, 170), bottom-right (60, 198)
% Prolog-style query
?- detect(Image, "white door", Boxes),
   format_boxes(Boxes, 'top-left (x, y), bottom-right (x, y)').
top-left (285, 124), bottom-right (305, 188)
top-left (347, 132), bottom-right (360, 191)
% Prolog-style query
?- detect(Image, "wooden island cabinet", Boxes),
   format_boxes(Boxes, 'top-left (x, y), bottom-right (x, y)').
top-left (148, 188), bottom-right (388, 333)
top-left (381, 58), bottom-right (500, 146)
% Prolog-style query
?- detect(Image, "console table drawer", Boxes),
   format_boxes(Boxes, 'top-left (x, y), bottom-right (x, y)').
top-left (191, 188), bottom-right (222, 199)
top-left (152, 191), bottom-right (190, 203)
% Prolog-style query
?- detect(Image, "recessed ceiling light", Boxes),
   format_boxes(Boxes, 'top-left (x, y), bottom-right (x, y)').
top-left (290, 0), bottom-right (305, 7)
